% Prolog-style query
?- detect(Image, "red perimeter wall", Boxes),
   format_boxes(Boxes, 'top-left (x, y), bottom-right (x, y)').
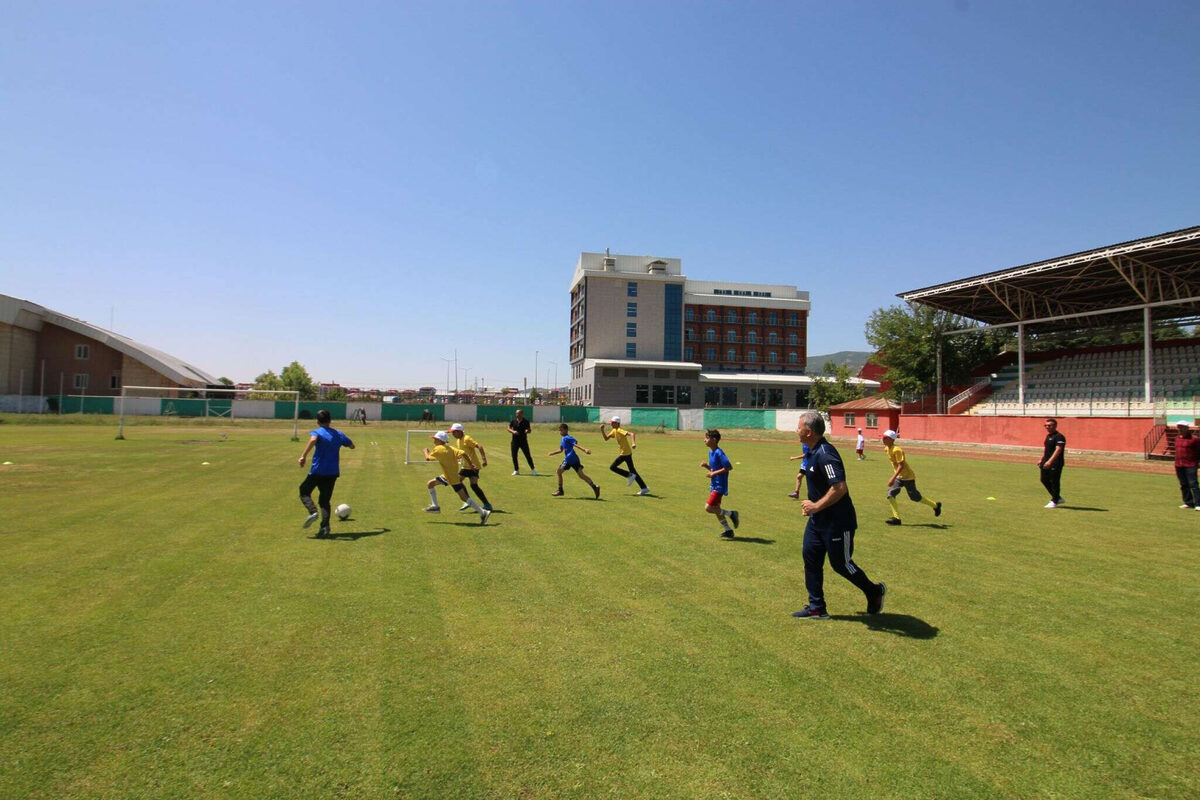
top-left (898, 415), bottom-right (1153, 454)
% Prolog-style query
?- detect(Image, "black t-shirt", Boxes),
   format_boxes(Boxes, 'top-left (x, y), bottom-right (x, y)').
top-left (1043, 431), bottom-right (1066, 466)
top-left (804, 438), bottom-right (857, 532)
top-left (510, 417), bottom-right (531, 440)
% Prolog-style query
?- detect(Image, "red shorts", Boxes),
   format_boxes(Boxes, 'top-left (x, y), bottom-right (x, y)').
top-left (707, 490), bottom-right (724, 508)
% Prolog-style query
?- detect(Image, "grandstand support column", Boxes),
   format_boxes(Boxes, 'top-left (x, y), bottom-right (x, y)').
top-left (936, 340), bottom-right (944, 414)
top-left (1143, 307), bottom-right (1153, 403)
top-left (1017, 322), bottom-right (1026, 407)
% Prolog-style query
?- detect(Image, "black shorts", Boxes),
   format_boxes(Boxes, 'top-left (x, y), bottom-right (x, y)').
top-left (459, 469), bottom-right (479, 479)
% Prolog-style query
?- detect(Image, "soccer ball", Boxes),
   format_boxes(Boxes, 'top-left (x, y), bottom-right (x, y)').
top-left (335, 503), bottom-right (351, 520)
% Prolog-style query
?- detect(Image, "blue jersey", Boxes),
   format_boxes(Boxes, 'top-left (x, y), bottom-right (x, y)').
top-left (804, 438), bottom-right (856, 531)
top-left (800, 443), bottom-right (811, 470)
top-left (708, 446), bottom-right (732, 495)
top-left (309, 426), bottom-right (353, 476)
top-left (560, 434), bottom-right (581, 466)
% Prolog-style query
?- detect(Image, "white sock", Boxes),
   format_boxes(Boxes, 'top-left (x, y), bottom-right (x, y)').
top-left (463, 496), bottom-right (481, 512)
top-left (428, 487), bottom-right (439, 506)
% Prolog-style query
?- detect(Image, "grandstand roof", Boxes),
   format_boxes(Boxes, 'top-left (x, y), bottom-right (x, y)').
top-left (898, 226), bottom-right (1200, 331)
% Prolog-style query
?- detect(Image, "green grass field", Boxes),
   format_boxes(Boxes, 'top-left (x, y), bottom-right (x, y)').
top-left (1, 417), bottom-right (1196, 799)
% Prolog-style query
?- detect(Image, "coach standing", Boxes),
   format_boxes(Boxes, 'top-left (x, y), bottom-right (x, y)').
top-left (1173, 421), bottom-right (1200, 510)
top-left (793, 411), bottom-right (886, 620)
top-left (1038, 417), bottom-right (1066, 508)
top-left (508, 407), bottom-right (537, 475)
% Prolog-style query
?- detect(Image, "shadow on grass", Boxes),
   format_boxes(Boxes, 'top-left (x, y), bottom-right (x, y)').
top-left (829, 612), bottom-right (940, 639)
top-left (315, 527), bottom-right (389, 541)
top-left (890, 522), bottom-right (951, 531)
top-left (430, 520), bottom-right (499, 528)
top-left (722, 535), bottom-right (775, 545)
top-left (1057, 505), bottom-right (1107, 512)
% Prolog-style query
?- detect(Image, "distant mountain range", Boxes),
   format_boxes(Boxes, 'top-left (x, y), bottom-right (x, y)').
top-left (806, 350), bottom-right (873, 374)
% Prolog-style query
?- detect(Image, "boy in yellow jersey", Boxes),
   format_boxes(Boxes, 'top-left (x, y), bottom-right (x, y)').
top-left (423, 431), bottom-right (491, 524)
top-left (881, 430), bottom-right (941, 526)
top-left (600, 416), bottom-right (649, 495)
top-left (449, 422), bottom-right (492, 512)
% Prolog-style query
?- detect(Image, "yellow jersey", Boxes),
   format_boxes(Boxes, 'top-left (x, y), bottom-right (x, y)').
top-left (611, 427), bottom-right (634, 455)
top-left (427, 443), bottom-right (465, 481)
top-left (455, 434), bottom-right (482, 470)
top-left (885, 443), bottom-right (915, 481)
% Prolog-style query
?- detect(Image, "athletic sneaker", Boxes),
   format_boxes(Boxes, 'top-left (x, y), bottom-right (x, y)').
top-left (1055, 497), bottom-right (1065, 505)
top-left (483, 503), bottom-right (493, 511)
top-left (1181, 504), bottom-right (1193, 509)
top-left (458, 503), bottom-right (471, 512)
top-left (792, 604), bottom-right (830, 620)
top-left (551, 490), bottom-right (564, 497)
top-left (867, 582), bottom-right (887, 614)
top-left (729, 510), bottom-right (739, 529)
top-left (423, 505), bottom-right (440, 513)
top-left (885, 518), bottom-right (902, 526)
top-left (934, 502), bottom-right (942, 517)
top-left (303, 511), bottom-right (319, 529)
top-left (637, 488), bottom-right (650, 496)
top-left (627, 473), bottom-right (636, 487)
top-left (593, 484), bottom-right (601, 499)
top-left (720, 529), bottom-right (734, 539)
top-left (787, 491), bottom-right (799, 499)
top-left (512, 470), bottom-right (519, 476)
top-left (479, 509), bottom-right (491, 525)
top-left (1044, 501), bottom-right (1057, 509)
top-left (531, 469), bottom-right (539, 476)
top-left (317, 525), bottom-right (330, 538)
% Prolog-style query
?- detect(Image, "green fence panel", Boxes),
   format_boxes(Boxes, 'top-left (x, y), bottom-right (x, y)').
top-left (703, 409), bottom-right (776, 430)
top-left (559, 406), bottom-right (591, 423)
top-left (275, 401), bottom-right (346, 420)
top-left (630, 407), bottom-right (679, 429)
top-left (381, 404), bottom-right (445, 422)
top-left (58, 396), bottom-right (115, 414)
top-left (477, 405), bottom-right (530, 422)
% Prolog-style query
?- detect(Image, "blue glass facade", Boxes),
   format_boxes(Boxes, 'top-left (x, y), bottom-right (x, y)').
top-left (663, 284), bottom-right (683, 361)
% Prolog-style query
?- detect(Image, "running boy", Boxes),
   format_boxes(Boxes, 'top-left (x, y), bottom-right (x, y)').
top-left (701, 429), bottom-right (739, 538)
top-left (449, 422), bottom-right (492, 512)
top-left (548, 423), bottom-right (600, 498)
top-left (297, 409), bottom-right (355, 538)
top-left (601, 416), bottom-right (650, 495)
top-left (423, 431), bottom-right (491, 524)
top-left (788, 443), bottom-right (811, 499)
top-left (881, 430), bottom-right (942, 525)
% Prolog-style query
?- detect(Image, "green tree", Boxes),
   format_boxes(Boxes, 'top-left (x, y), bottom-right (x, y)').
top-left (279, 361), bottom-right (318, 400)
top-left (865, 304), bottom-right (1013, 401)
top-left (248, 370), bottom-right (283, 400)
top-left (217, 377), bottom-right (234, 386)
top-left (808, 360), bottom-right (864, 411)
top-left (324, 386), bottom-right (347, 402)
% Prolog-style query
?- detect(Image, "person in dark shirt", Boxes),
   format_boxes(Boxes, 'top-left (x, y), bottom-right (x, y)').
top-left (1038, 418), bottom-right (1067, 508)
top-left (1173, 421), bottom-right (1200, 510)
top-left (296, 409), bottom-right (355, 538)
top-left (793, 411), bottom-right (885, 620)
top-left (508, 408), bottom-right (537, 475)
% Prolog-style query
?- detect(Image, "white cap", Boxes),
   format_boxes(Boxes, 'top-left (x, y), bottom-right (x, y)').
top-left (611, 416), bottom-right (621, 423)
top-left (450, 423), bottom-right (465, 432)
top-left (431, 431), bottom-right (449, 442)
top-left (882, 429), bottom-right (899, 440)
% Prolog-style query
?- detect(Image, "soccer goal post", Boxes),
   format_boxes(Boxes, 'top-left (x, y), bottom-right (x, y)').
top-left (404, 429), bottom-right (442, 465)
top-left (116, 386), bottom-right (301, 440)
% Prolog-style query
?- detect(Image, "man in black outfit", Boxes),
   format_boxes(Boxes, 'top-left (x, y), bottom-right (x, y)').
top-left (1038, 417), bottom-right (1066, 508)
top-left (508, 407), bottom-right (537, 475)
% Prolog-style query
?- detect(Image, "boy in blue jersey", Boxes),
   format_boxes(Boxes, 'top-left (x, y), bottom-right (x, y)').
top-left (297, 409), bottom-right (356, 538)
top-left (793, 411), bottom-right (886, 619)
top-left (788, 442), bottom-right (811, 499)
top-left (701, 429), bottom-right (740, 538)
top-left (548, 423), bottom-right (600, 498)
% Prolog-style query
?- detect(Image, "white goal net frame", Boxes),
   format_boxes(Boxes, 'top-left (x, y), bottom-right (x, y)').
top-left (404, 429), bottom-right (442, 465)
top-left (116, 386), bottom-right (301, 440)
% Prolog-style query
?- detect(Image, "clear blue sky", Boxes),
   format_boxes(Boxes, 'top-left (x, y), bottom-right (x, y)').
top-left (3, 1), bottom-right (1198, 390)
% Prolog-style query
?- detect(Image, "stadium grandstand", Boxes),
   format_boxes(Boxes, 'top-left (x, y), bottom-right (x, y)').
top-left (891, 225), bottom-right (1200, 457)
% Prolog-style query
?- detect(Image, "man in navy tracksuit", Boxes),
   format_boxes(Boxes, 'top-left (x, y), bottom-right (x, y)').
top-left (793, 410), bottom-right (886, 619)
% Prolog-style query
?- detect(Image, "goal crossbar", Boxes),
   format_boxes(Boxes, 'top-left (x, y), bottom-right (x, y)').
top-left (116, 386), bottom-right (301, 440)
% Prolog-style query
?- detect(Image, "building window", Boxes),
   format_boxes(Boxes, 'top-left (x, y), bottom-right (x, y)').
top-left (627, 302), bottom-right (637, 318)
top-left (866, 413), bottom-right (878, 428)
top-left (110, 374), bottom-right (120, 390)
top-left (788, 332), bottom-right (799, 345)
top-left (602, 367), bottom-right (619, 377)
top-left (747, 310), bottom-right (758, 324)
top-left (768, 311), bottom-right (778, 325)
top-left (788, 313), bottom-right (799, 326)
top-left (635, 384), bottom-right (649, 403)
top-left (704, 309), bottom-right (716, 322)
top-left (746, 330), bottom-right (758, 344)
top-left (73, 373), bottom-right (89, 389)
top-left (685, 327), bottom-right (695, 341)
top-left (747, 349), bottom-right (758, 362)
top-left (75, 344), bottom-right (90, 360)
top-left (726, 330), bottom-right (737, 343)
top-left (677, 385), bottom-right (691, 404)
top-left (627, 281), bottom-right (638, 297)
top-left (768, 351), bottom-right (778, 363)
top-left (685, 308), bottom-right (695, 322)
top-left (725, 310), bottom-right (737, 323)
top-left (627, 322), bottom-right (637, 337)
top-left (788, 351), bottom-right (799, 363)
top-left (704, 328), bottom-right (716, 342)
top-left (796, 388), bottom-right (810, 407)
top-left (685, 346), bottom-right (694, 360)
top-left (626, 343), bottom-right (637, 358)
top-left (704, 347), bottom-right (716, 361)
top-left (722, 387), bottom-right (738, 406)
top-left (844, 413), bottom-right (856, 426)
top-left (652, 384), bottom-right (675, 404)
top-left (726, 348), bottom-right (736, 361)
top-left (767, 332), bottom-right (778, 344)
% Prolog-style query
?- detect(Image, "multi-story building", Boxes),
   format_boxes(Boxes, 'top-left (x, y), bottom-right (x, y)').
top-left (569, 252), bottom-right (822, 408)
